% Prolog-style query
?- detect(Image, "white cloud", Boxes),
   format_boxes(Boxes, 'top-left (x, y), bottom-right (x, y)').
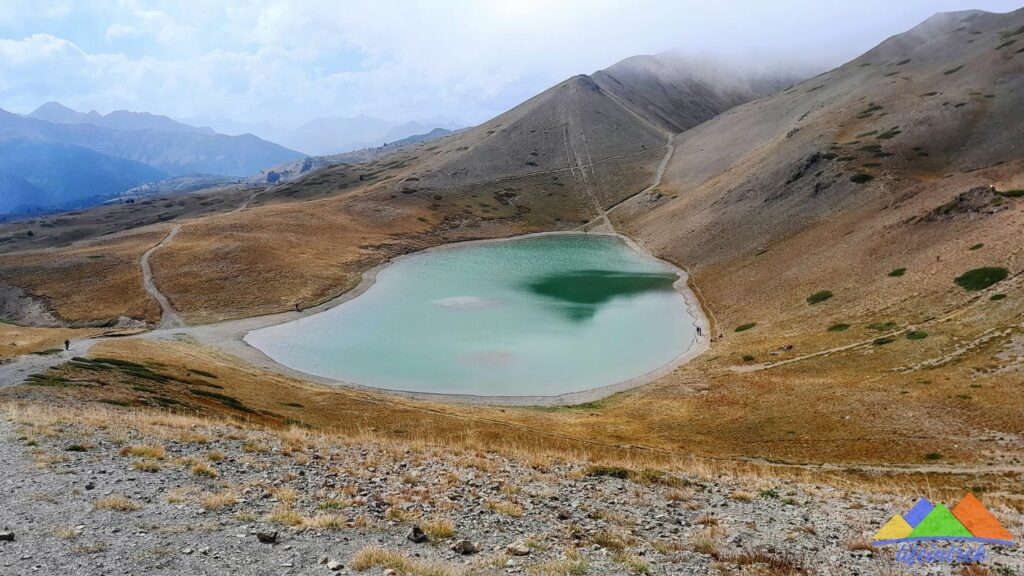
top-left (1, 0), bottom-right (1021, 127)
top-left (104, 24), bottom-right (138, 41)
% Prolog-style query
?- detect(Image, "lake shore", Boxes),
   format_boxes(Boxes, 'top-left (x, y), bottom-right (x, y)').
top-left (139, 231), bottom-right (711, 407)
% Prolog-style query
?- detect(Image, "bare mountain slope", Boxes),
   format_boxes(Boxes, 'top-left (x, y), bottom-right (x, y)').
top-left (616, 8), bottom-right (1024, 267)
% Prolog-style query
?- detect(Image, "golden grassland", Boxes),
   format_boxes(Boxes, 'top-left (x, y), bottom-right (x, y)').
top-left (0, 323), bottom-right (103, 359)
top-left (1, 159), bottom-right (1022, 489)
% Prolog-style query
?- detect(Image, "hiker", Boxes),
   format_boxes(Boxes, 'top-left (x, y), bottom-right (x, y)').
top-left (64, 339), bottom-right (70, 352)
top-left (696, 326), bottom-right (702, 337)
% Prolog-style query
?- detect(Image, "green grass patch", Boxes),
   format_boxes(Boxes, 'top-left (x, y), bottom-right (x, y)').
top-left (734, 323), bottom-right (757, 332)
top-left (888, 268), bottom-right (906, 277)
top-left (850, 173), bottom-right (874, 184)
top-left (994, 189), bottom-right (1024, 198)
top-left (906, 331), bottom-right (929, 340)
top-left (189, 389), bottom-right (255, 413)
top-left (827, 323), bottom-right (850, 332)
top-left (188, 368), bottom-right (218, 379)
top-left (806, 290), bottom-right (833, 305)
top-left (954, 267), bottom-right (1008, 291)
top-left (30, 348), bottom-right (63, 356)
top-left (867, 321), bottom-right (897, 331)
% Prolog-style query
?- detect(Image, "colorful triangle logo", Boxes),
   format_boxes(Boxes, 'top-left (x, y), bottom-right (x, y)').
top-left (872, 493), bottom-right (1015, 546)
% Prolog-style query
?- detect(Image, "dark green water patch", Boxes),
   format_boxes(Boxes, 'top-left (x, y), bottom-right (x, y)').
top-left (526, 270), bottom-right (678, 321)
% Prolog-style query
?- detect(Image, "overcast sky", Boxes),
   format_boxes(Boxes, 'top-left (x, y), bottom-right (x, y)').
top-left (0, 1), bottom-right (1020, 128)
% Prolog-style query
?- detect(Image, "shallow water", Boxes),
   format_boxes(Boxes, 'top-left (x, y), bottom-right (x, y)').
top-left (245, 234), bottom-right (697, 396)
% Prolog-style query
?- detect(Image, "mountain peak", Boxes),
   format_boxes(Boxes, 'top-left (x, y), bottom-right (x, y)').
top-left (29, 101), bottom-right (84, 124)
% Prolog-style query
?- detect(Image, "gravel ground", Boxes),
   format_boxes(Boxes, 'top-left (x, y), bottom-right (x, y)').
top-left (0, 412), bottom-right (1021, 576)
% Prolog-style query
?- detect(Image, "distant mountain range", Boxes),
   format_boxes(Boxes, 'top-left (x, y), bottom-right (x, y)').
top-left (185, 114), bottom-right (463, 156)
top-left (0, 104), bottom-right (304, 215)
top-left (29, 102), bottom-right (215, 135)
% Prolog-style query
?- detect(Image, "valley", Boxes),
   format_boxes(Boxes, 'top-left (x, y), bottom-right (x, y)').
top-left (0, 6), bottom-right (1023, 575)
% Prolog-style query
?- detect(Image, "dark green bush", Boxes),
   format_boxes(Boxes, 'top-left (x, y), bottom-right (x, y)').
top-left (888, 268), bottom-right (906, 277)
top-left (806, 290), bottom-right (833, 305)
top-left (850, 173), bottom-right (874, 184)
top-left (990, 293), bottom-right (1007, 301)
top-left (872, 336), bottom-right (896, 346)
top-left (827, 323), bottom-right (850, 332)
top-left (735, 323), bottom-right (757, 332)
top-left (906, 331), bottom-right (928, 340)
top-left (954, 267), bottom-right (1008, 291)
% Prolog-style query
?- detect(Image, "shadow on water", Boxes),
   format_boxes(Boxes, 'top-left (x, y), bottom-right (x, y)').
top-left (526, 270), bottom-right (678, 322)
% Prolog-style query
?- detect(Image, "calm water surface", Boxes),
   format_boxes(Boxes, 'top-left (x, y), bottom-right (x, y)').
top-left (245, 234), bottom-right (697, 396)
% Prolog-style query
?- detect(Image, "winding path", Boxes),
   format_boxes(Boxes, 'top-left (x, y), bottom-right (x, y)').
top-left (140, 225), bottom-right (184, 329)
top-left (139, 188), bottom-right (262, 331)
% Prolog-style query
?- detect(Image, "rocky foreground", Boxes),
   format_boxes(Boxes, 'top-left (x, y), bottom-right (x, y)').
top-left (0, 403), bottom-right (1020, 576)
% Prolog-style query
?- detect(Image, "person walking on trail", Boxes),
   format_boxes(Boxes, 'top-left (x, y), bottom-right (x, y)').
top-left (64, 339), bottom-right (70, 352)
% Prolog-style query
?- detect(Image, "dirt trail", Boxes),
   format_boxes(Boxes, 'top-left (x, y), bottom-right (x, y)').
top-left (140, 225), bottom-right (184, 330)
top-left (139, 189), bottom-right (262, 331)
top-left (0, 338), bottom-right (96, 387)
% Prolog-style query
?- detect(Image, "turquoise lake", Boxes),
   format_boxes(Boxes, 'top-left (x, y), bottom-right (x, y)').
top-left (245, 234), bottom-right (698, 396)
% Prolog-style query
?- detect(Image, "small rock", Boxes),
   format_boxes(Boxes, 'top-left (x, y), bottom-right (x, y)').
top-left (256, 531), bottom-right (278, 544)
top-left (556, 509), bottom-right (572, 520)
top-left (506, 541), bottom-right (530, 556)
top-left (450, 539), bottom-right (480, 555)
top-left (406, 524), bottom-right (428, 543)
top-left (0, 532), bottom-right (13, 542)
top-left (326, 559), bottom-right (343, 571)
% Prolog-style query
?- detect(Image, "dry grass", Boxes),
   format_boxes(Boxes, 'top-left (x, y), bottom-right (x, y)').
top-left (611, 551), bottom-right (650, 574)
top-left (690, 526), bottom-right (726, 556)
top-left (420, 518), bottom-right (456, 540)
top-left (190, 461), bottom-right (218, 478)
top-left (199, 490), bottom-right (238, 510)
top-left (846, 537), bottom-right (874, 551)
top-left (528, 548), bottom-right (588, 576)
top-left (350, 546), bottom-right (456, 576)
top-left (119, 444), bottom-right (166, 459)
top-left (486, 500), bottom-right (523, 517)
top-left (131, 459), bottom-right (161, 472)
top-left (590, 529), bottom-right (629, 551)
top-left (94, 496), bottom-right (143, 511)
